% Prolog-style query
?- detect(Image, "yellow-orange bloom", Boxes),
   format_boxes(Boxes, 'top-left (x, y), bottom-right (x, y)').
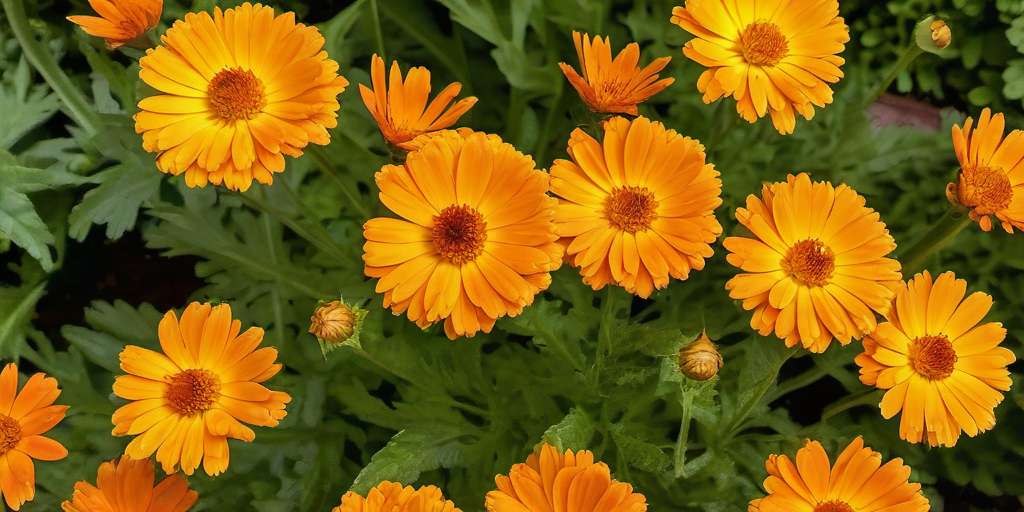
top-left (670, 0), bottom-right (849, 134)
top-left (112, 302), bottom-right (291, 476)
top-left (749, 437), bottom-right (929, 512)
top-left (724, 173), bottom-right (902, 352)
top-left (551, 116), bottom-right (722, 297)
top-left (0, 363), bottom-right (68, 511)
top-left (946, 108), bottom-right (1024, 232)
top-left (856, 271), bottom-right (1016, 447)
top-left (61, 456), bottom-right (197, 512)
top-left (135, 3), bottom-right (348, 191)
top-left (333, 481), bottom-right (461, 512)
top-left (68, 0), bottom-right (163, 49)
top-left (363, 129), bottom-right (562, 339)
top-left (558, 32), bottom-right (674, 115)
top-left (486, 443), bottom-right (646, 512)
top-left (360, 54), bottom-right (478, 150)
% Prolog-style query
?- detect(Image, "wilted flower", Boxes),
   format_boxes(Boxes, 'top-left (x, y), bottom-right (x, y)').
top-left (61, 456), bottom-right (198, 512)
top-left (678, 331), bottom-right (723, 381)
top-left (333, 481), bottom-right (461, 512)
top-left (68, 0), bottom-right (162, 49)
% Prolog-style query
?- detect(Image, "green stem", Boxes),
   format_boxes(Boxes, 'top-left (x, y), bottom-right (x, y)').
top-left (2, 0), bottom-right (101, 134)
top-left (592, 287), bottom-right (618, 387)
top-left (821, 389), bottom-right (884, 421)
top-left (368, 0), bottom-right (386, 61)
top-left (725, 347), bottom-right (796, 438)
top-left (767, 364), bottom-right (828, 402)
top-left (673, 391), bottom-right (694, 479)
top-left (308, 146), bottom-right (373, 220)
top-left (897, 208), bottom-right (972, 275)
top-left (867, 42), bottom-right (923, 107)
top-left (237, 189), bottom-right (350, 264)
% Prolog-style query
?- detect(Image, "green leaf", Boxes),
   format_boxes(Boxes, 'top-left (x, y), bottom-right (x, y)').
top-left (349, 428), bottom-right (468, 494)
top-left (60, 325), bottom-right (122, 373)
top-left (542, 407), bottom-right (595, 450)
top-left (0, 281), bottom-right (45, 358)
top-left (0, 57), bottom-right (59, 150)
top-left (609, 424), bottom-right (672, 473)
top-left (68, 163), bottom-right (161, 240)
top-left (0, 187), bottom-right (55, 271)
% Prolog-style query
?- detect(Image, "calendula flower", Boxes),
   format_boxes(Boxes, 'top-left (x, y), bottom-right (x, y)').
top-left (112, 302), bottom-right (291, 476)
top-left (670, 0), bottom-right (850, 134)
top-left (856, 271), bottom-right (1015, 447)
top-left (61, 456), bottom-right (198, 512)
top-left (0, 364), bottom-right (68, 511)
top-left (558, 32), bottom-right (674, 115)
top-left (68, 0), bottom-right (163, 49)
top-left (551, 116), bottom-right (722, 298)
top-left (749, 437), bottom-right (929, 512)
top-left (363, 129), bottom-right (562, 339)
top-left (359, 54), bottom-right (478, 150)
top-left (332, 481), bottom-right (461, 512)
top-left (135, 3), bottom-right (348, 191)
top-left (946, 108), bottom-right (1024, 233)
top-left (486, 443), bottom-right (646, 512)
top-left (724, 173), bottom-right (902, 353)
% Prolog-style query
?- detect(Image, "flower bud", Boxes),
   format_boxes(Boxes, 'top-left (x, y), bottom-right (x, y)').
top-left (677, 331), bottom-right (723, 381)
top-left (309, 299), bottom-right (366, 355)
top-left (930, 19), bottom-right (951, 50)
top-left (914, 15), bottom-right (951, 55)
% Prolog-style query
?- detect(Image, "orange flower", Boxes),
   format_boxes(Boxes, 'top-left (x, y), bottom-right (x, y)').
top-left (333, 481), bottom-right (461, 512)
top-left (62, 456), bottom-right (198, 512)
top-left (68, 0), bottom-right (163, 49)
top-left (0, 363), bottom-right (69, 511)
top-left (558, 32), bottom-right (674, 115)
top-left (360, 54), bottom-right (478, 150)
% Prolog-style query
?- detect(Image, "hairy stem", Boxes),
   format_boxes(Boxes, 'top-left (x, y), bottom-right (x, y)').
top-left (897, 208), bottom-right (973, 275)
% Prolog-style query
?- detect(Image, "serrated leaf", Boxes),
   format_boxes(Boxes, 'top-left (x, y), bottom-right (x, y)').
top-left (69, 163), bottom-right (161, 241)
top-left (542, 407), bottom-right (595, 450)
top-left (0, 187), bottom-right (55, 271)
top-left (0, 58), bottom-right (59, 150)
top-left (349, 428), bottom-right (468, 494)
top-left (60, 325), bottom-right (122, 373)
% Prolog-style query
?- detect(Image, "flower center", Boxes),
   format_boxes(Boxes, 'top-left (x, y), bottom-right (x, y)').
top-left (957, 166), bottom-right (1013, 212)
top-left (207, 68), bottom-right (266, 122)
top-left (909, 335), bottom-right (957, 380)
top-left (432, 205), bottom-right (488, 265)
top-left (814, 501), bottom-right (855, 512)
top-left (782, 239), bottom-right (835, 287)
top-left (0, 415), bottom-right (21, 455)
top-left (166, 369), bottom-right (221, 416)
top-left (605, 186), bottom-right (658, 233)
top-left (739, 22), bottom-right (789, 66)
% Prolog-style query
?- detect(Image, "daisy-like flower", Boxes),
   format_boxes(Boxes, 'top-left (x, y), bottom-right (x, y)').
top-left (359, 54), bottom-right (478, 150)
top-left (946, 108), bottom-right (1024, 232)
top-left (486, 443), bottom-right (646, 512)
top-left (749, 437), bottom-right (929, 512)
top-left (724, 173), bottom-right (902, 353)
top-left (558, 32), bottom-right (675, 115)
top-left (332, 481), bottom-right (461, 512)
top-left (363, 129), bottom-right (562, 339)
top-left (670, 0), bottom-right (850, 134)
top-left (135, 3), bottom-right (349, 191)
top-left (112, 302), bottom-right (291, 476)
top-left (855, 271), bottom-right (1016, 447)
top-left (61, 456), bottom-right (198, 512)
top-left (550, 116), bottom-right (722, 298)
top-left (68, 0), bottom-right (163, 49)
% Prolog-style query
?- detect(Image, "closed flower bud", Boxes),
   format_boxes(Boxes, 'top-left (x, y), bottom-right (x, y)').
top-left (930, 19), bottom-right (951, 50)
top-left (678, 331), bottom-right (723, 381)
top-left (309, 299), bottom-right (366, 355)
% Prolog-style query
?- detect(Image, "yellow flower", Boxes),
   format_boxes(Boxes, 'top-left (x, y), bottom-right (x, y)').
top-left (670, 0), bottom-right (850, 134)
top-left (135, 3), bottom-right (349, 191)
top-left (360, 54), bottom-right (478, 150)
top-left (749, 437), bottom-right (929, 512)
top-left (68, 0), bottom-right (163, 49)
top-left (486, 443), bottom-right (647, 512)
top-left (551, 116), bottom-right (722, 298)
top-left (856, 271), bottom-right (1016, 447)
top-left (363, 129), bottom-right (562, 339)
top-left (946, 108), bottom-right (1024, 232)
top-left (61, 456), bottom-right (198, 512)
top-left (724, 173), bottom-right (902, 353)
top-left (112, 302), bottom-right (291, 476)
top-left (333, 481), bottom-right (461, 512)
top-left (558, 32), bottom-right (675, 115)
top-left (0, 363), bottom-right (68, 511)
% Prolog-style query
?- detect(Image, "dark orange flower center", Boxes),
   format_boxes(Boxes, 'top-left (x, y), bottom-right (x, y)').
top-left (208, 68), bottom-right (266, 122)
top-left (605, 186), bottom-right (658, 233)
top-left (432, 205), bottom-right (488, 264)
top-left (957, 166), bottom-right (1013, 212)
top-left (814, 501), bottom-right (854, 512)
top-left (0, 415), bottom-right (21, 455)
top-left (909, 335), bottom-right (957, 380)
top-left (782, 239), bottom-right (835, 287)
top-left (166, 369), bottom-right (221, 416)
top-left (739, 22), bottom-right (789, 66)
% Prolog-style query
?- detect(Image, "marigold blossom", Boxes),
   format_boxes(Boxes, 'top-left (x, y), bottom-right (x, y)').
top-left (61, 456), bottom-right (198, 512)
top-left (68, 0), bottom-right (163, 49)
top-left (333, 481), bottom-right (461, 512)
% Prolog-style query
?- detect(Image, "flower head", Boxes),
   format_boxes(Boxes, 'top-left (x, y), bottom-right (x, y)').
top-left (551, 116), bottom-right (722, 297)
top-left (112, 302), bottom-right (291, 476)
top-left (360, 54), bottom-right (478, 150)
top-left (61, 456), bottom-right (198, 512)
top-left (749, 437), bottom-right (929, 512)
top-left (68, 0), bottom-right (163, 49)
top-left (135, 3), bottom-right (348, 191)
top-left (363, 129), bottom-right (562, 339)
top-left (333, 481), bottom-right (461, 512)
top-left (946, 108), bottom-right (1024, 233)
top-left (486, 443), bottom-right (646, 512)
top-left (855, 271), bottom-right (1016, 447)
top-left (670, 0), bottom-right (850, 134)
top-left (724, 173), bottom-right (902, 352)
top-left (678, 331), bottom-right (723, 381)
top-left (558, 32), bottom-right (674, 115)
top-left (309, 298), bottom-right (367, 354)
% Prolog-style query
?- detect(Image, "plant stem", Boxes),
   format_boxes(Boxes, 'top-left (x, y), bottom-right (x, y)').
top-left (308, 146), bottom-right (373, 220)
top-left (821, 389), bottom-right (884, 421)
top-left (867, 42), bottom-right (923, 107)
top-left (897, 208), bottom-right (972, 275)
top-left (767, 364), bottom-right (828, 402)
top-left (591, 287), bottom-right (618, 387)
top-left (368, 0), bottom-right (386, 61)
top-left (237, 188), bottom-right (350, 264)
top-left (674, 390), bottom-right (695, 479)
top-left (725, 347), bottom-right (797, 438)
